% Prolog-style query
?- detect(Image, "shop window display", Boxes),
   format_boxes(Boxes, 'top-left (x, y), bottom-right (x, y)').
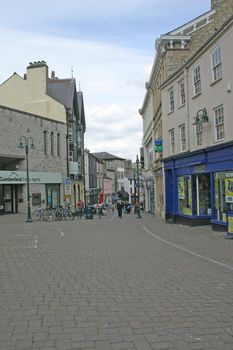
top-left (214, 172), bottom-right (233, 222)
top-left (178, 176), bottom-right (192, 215)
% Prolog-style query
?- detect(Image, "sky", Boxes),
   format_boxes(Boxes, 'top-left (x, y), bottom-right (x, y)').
top-left (0, 0), bottom-right (211, 160)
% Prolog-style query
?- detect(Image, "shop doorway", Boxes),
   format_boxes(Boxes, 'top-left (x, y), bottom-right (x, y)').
top-left (46, 184), bottom-right (60, 208)
top-left (0, 184), bottom-right (18, 214)
top-left (194, 174), bottom-right (211, 216)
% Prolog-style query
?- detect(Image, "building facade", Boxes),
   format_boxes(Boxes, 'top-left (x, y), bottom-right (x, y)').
top-left (0, 106), bottom-right (67, 214)
top-left (161, 13), bottom-right (233, 229)
top-left (0, 61), bottom-right (86, 208)
top-left (139, 0), bottom-right (233, 219)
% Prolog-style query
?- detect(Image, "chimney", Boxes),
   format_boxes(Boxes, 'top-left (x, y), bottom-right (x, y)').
top-left (211, 0), bottom-right (222, 9)
top-left (26, 61), bottom-right (48, 97)
top-left (51, 71), bottom-right (55, 79)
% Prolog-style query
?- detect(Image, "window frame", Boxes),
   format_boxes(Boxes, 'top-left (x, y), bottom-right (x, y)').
top-left (169, 129), bottom-right (175, 155)
top-left (211, 45), bottom-right (222, 82)
top-left (192, 64), bottom-right (201, 96)
top-left (195, 123), bottom-right (203, 147)
top-left (214, 105), bottom-right (225, 141)
top-left (179, 124), bottom-right (186, 152)
top-left (178, 79), bottom-right (186, 107)
top-left (168, 87), bottom-right (175, 113)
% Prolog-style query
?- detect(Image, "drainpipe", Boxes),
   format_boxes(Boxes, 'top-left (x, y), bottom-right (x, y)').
top-left (185, 67), bottom-right (191, 152)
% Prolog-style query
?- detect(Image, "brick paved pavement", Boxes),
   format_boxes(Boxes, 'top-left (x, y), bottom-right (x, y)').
top-left (0, 211), bottom-right (233, 349)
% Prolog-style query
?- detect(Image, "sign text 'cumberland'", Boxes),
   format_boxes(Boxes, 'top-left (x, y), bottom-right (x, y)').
top-left (0, 171), bottom-right (62, 184)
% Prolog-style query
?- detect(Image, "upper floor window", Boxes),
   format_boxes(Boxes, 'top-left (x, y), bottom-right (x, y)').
top-left (168, 87), bottom-right (174, 113)
top-left (146, 141), bottom-right (153, 165)
top-left (51, 132), bottom-right (54, 156)
top-left (169, 129), bottom-right (175, 155)
top-left (179, 124), bottom-right (186, 152)
top-left (44, 131), bottom-right (48, 155)
top-left (195, 123), bottom-right (203, 147)
top-left (107, 161), bottom-right (113, 169)
top-left (57, 133), bottom-right (60, 156)
top-left (214, 105), bottom-right (225, 141)
top-left (211, 46), bottom-right (222, 82)
top-left (178, 79), bottom-right (186, 106)
top-left (192, 65), bottom-right (201, 96)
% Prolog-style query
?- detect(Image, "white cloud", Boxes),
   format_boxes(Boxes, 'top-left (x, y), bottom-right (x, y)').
top-left (0, 0), bottom-right (210, 160)
top-left (0, 27), bottom-right (150, 159)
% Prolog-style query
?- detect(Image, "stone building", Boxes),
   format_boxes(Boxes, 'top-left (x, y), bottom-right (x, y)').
top-left (0, 61), bottom-right (86, 208)
top-left (0, 106), bottom-right (67, 214)
top-left (139, 0), bottom-right (233, 218)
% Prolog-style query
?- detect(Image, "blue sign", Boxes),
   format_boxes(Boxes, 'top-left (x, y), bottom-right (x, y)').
top-left (64, 178), bottom-right (71, 185)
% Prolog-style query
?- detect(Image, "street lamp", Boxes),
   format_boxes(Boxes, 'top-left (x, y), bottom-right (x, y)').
top-left (136, 155), bottom-right (141, 218)
top-left (18, 136), bottom-right (35, 222)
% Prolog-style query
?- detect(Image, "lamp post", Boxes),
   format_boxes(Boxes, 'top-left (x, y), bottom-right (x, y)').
top-left (136, 155), bottom-right (141, 218)
top-left (18, 136), bottom-right (35, 222)
top-left (133, 171), bottom-right (136, 213)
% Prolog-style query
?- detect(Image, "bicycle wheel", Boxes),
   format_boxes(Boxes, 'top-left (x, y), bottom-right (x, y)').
top-left (45, 210), bottom-right (55, 222)
top-left (67, 210), bottom-right (74, 221)
top-left (33, 210), bottom-right (41, 221)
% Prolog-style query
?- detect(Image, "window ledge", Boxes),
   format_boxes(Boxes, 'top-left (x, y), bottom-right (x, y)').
top-left (192, 92), bottom-right (201, 99)
top-left (168, 110), bottom-right (174, 116)
top-left (210, 77), bottom-right (222, 86)
top-left (213, 138), bottom-right (225, 143)
top-left (178, 104), bottom-right (186, 110)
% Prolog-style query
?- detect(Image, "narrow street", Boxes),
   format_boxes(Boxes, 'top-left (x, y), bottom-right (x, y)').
top-left (0, 212), bottom-right (233, 349)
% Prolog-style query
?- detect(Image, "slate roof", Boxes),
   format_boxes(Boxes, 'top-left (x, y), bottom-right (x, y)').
top-left (48, 78), bottom-right (75, 109)
top-left (47, 78), bottom-right (86, 130)
top-left (92, 152), bottom-right (125, 161)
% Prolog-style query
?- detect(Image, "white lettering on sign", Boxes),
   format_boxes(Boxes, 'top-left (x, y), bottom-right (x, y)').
top-left (194, 165), bottom-right (206, 174)
top-left (0, 171), bottom-right (62, 184)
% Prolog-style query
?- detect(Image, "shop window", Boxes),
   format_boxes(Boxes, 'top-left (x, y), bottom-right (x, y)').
top-left (194, 174), bottom-right (211, 216)
top-left (178, 175), bottom-right (192, 215)
top-left (214, 172), bottom-right (233, 223)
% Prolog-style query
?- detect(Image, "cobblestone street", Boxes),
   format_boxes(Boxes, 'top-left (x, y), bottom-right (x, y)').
top-left (0, 212), bottom-right (233, 349)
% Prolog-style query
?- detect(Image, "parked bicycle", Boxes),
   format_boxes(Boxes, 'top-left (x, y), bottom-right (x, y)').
top-left (32, 206), bottom-right (55, 222)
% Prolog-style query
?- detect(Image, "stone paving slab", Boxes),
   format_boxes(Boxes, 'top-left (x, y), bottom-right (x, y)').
top-left (0, 211), bottom-right (233, 349)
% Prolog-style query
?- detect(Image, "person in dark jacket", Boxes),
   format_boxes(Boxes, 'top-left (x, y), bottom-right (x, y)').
top-left (117, 201), bottom-right (123, 219)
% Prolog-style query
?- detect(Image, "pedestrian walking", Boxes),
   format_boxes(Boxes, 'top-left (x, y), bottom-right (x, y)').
top-left (117, 201), bottom-right (123, 219)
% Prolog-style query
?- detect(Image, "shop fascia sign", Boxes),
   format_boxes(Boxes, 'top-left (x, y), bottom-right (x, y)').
top-left (193, 165), bottom-right (206, 174)
top-left (0, 171), bottom-right (62, 184)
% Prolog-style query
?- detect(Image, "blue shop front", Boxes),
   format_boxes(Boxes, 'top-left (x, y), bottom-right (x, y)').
top-left (164, 141), bottom-right (233, 230)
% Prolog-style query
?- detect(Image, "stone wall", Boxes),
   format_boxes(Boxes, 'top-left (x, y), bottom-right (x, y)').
top-left (0, 105), bottom-right (67, 176)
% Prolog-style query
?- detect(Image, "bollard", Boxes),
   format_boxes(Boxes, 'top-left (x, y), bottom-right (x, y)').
top-left (136, 207), bottom-right (141, 219)
top-left (85, 206), bottom-right (93, 220)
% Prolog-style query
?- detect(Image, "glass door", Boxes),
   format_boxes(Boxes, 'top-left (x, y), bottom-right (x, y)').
top-left (195, 174), bottom-right (211, 216)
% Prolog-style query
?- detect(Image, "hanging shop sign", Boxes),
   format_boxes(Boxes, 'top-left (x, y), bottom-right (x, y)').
top-left (64, 178), bottom-right (72, 195)
top-left (154, 140), bottom-right (163, 153)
